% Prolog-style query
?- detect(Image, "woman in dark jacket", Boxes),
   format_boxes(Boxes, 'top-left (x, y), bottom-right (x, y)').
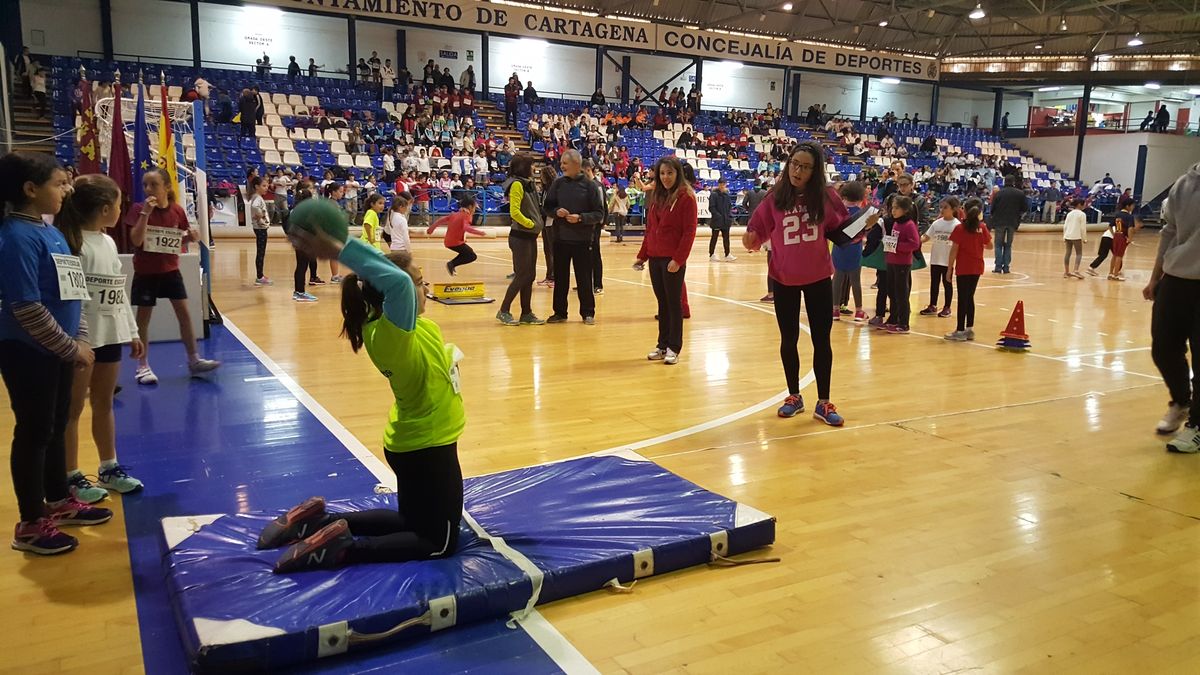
top-left (497, 154), bottom-right (545, 325)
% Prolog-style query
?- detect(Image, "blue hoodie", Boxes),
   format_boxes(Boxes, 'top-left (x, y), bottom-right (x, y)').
top-left (831, 204), bottom-right (864, 272)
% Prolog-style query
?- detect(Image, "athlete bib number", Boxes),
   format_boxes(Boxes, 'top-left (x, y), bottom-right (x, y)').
top-left (144, 225), bottom-right (184, 255)
top-left (782, 214), bottom-right (819, 245)
top-left (52, 254), bottom-right (90, 301)
top-left (882, 233), bottom-right (899, 254)
top-left (86, 273), bottom-right (127, 315)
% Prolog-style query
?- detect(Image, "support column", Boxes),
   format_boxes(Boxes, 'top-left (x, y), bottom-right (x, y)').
top-left (1073, 83), bottom-right (1092, 181)
top-left (100, 0), bottom-right (114, 60)
top-left (396, 29), bottom-right (406, 71)
top-left (347, 16), bottom-right (357, 83)
top-left (694, 57), bottom-right (703, 89)
top-left (930, 83), bottom-right (940, 125)
top-left (620, 55), bottom-right (631, 105)
top-left (992, 87), bottom-right (1003, 135)
top-left (860, 75), bottom-right (869, 122)
top-left (480, 32), bottom-right (489, 96)
top-left (595, 47), bottom-right (604, 93)
top-left (190, 0), bottom-right (201, 71)
top-left (789, 70), bottom-right (801, 118)
top-left (780, 67), bottom-right (789, 113)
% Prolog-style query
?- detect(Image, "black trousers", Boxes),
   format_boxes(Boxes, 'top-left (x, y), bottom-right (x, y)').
top-left (886, 264), bottom-right (912, 328)
top-left (294, 248), bottom-right (311, 294)
top-left (0, 341), bottom-right (72, 522)
top-left (448, 243), bottom-right (477, 271)
top-left (591, 227), bottom-right (604, 290)
top-left (501, 234), bottom-right (538, 315)
top-left (1151, 275), bottom-right (1200, 427)
top-left (956, 274), bottom-right (980, 332)
top-left (773, 278), bottom-right (834, 399)
top-left (874, 268), bottom-right (890, 317)
top-left (341, 443), bottom-right (463, 563)
top-left (542, 226), bottom-right (556, 281)
top-left (649, 257), bottom-right (686, 353)
top-left (1089, 237), bottom-right (1113, 270)
top-left (254, 228), bottom-right (268, 279)
top-left (709, 227), bottom-right (730, 257)
top-left (505, 103), bottom-right (518, 127)
top-left (929, 264), bottom-right (953, 307)
top-left (552, 240), bottom-right (595, 319)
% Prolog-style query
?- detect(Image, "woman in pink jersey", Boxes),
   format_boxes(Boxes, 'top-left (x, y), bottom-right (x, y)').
top-left (743, 142), bottom-right (849, 426)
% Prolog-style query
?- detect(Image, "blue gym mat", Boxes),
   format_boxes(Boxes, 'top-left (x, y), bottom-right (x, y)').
top-left (162, 452), bottom-right (775, 672)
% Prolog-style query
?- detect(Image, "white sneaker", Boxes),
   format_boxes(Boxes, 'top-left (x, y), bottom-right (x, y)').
top-left (724, 254), bottom-right (737, 262)
top-left (1157, 402), bottom-right (1190, 435)
top-left (189, 358), bottom-right (221, 375)
top-left (663, 349), bottom-right (679, 365)
top-left (135, 366), bottom-right (158, 385)
top-left (710, 254), bottom-right (721, 262)
top-left (647, 348), bottom-right (666, 361)
top-left (1167, 424), bottom-right (1200, 454)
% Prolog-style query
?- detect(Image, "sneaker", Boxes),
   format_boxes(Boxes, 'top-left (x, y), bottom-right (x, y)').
top-left (710, 254), bottom-right (722, 262)
top-left (854, 310), bottom-right (868, 322)
top-left (777, 395), bottom-right (805, 418)
top-left (868, 316), bottom-right (884, 328)
top-left (496, 311), bottom-right (519, 326)
top-left (135, 366), bottom-right (158, 385)
top-left (839, 305), bottom-right (852, 315)
top-left (964, 328), bottom-right (975, 341)
top-left (724, 254), bottom-right (737, 262)
top-left (12, 519), bottom-right (77, 556)
top-left (536, 279), bottom-right (553, 287)
top-left (96, 464), bottom-right (143, 494)
top-left (937, 306), bottom-right (952, 318)
top-left (309, 277), bottom-right (327, 285)
top-left (832, 308), bottom-right (841, 321)
top-left (583, 316), bottom-right (596, 326)
top-left (878, 322), bottom-right (896, 332)
top-left (47, 497), bottom-right (113, 526)
top-left (760, 293), bottom-right (774, 303)
top-left (1063, 273), bottom-right (1072, 279)
top-left (506, 272), bottom-right (516, 280)
top-left (886, 324), bottom-right (910, 334)
top-left (273, 519), bottom-right (353, 573)
top-left (189, 358), bottom-right (221, 375)
top-left (1071, 271), bottom-right (1085, 279)
top-left (813, 400), bottom-right (845, 427)
top-left (1157, 402), bottom-right (1190, 435)
top-left (254, 277), bottom-right (273, 286)
top-left (919, 305), bottom-right (937, 316)
top-left (546, 314), bottom-right (568, 324)
top-left (594, 288), bottom-right (604, 295)
top-left (663, 349), bottom-right (679, 365)
top-left (1115, 274), bottom-right (1126, 282)
top-left (1166, 424), bottom-right (1200, 454)
top-left (257, 496), bottom-right (328, 549)
top-left (545, 280), bottom-right (555, 288)
top-left (293, 291), bottom-right (319, 302)
top-left (647, 348), bottom-right (666, 361)
top-left (944, 330), bottom-right (969, 341)
top-left (446, 262), bottom-right (456, 277)
top-left (518, 313), bottom-right (546, 325)
top-left (1002, 269), bottom-right (1011, 274)
top-left (330, 275), bottom-right (344, 284)
top-left (67, 472), bottom-right (108, 504)
top-left (1085, 267), bottom-right (1098, 277)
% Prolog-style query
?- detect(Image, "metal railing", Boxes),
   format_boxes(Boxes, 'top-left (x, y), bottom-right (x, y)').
top-left (74, 51), bottom-right (353, 81)
top-left (1, 44), bottom-right (13, 155)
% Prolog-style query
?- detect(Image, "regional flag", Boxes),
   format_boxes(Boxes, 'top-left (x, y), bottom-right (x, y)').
top-left (77, 76), bottom-right (100, 174)
top-left (133, 83), bottom-right (150, 205)
top-left (158, 74), bottom-right (180, 201)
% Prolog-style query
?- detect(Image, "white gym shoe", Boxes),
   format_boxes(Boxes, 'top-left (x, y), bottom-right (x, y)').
top-left (1157, 402), bottom-right (1190, 435)
top-left (709, 254), bottom-right (721, 262)
top-left (663, 349), bottom-right (679, 365)
top-left (647, 348), bottom-right (666, 361)
top-left (135, 366), bottom-right (158, 385)
top-left (1166, 424), bottom-right (1200, 454)
top-left (189, 358), bottom-right (221, 375)
top-left (724, 254), bottom-right (737, 262)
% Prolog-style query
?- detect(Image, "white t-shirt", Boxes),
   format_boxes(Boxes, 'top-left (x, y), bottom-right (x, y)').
top-left (249, 194), bottom-right (269, 229)
top-left (272, 176), bottom-right (292, 197)
top-left (382, 154), bottom-right (395, 172)
top-left (344, 180), bottom-right (360, 199)
top-left (1062, 210), bottom-right (1088, 241)
top-left (80, 230), bottom-right (138, 349)
top-left (388, 212), bottom-right (410, 251)
top-left (927, 217), bottom-right (959, 267)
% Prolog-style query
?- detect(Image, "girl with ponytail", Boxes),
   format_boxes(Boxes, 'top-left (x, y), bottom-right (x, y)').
top-left (55, 174), bottom-right (145, 502)
top-left (257, 227), bottom-right (467, 574)
top-left (944, 197), bottom-right (993, 342)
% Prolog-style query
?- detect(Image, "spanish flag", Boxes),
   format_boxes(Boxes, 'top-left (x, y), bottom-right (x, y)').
top-left (157, 73), bottom-right (180, 200)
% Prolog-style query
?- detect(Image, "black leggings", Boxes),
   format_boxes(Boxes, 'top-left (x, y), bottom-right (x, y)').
top-left (874, 268), bottom-right (889, 317)
top-left (294, 248), bottom-right (311, 294)
top-left (254, 228), bottom-right (268, 279)
top-left (1151, 275), bottom-right (1200, 427)
top-left (448, 243), bottom-right (477, 271)
top-left (956, 274), bottom-right (980, 332)
top-left (649, 257), bottom-right (686, 353)
top-left (929, 264), bottom-right (953, 308)
top-left (542, 226), bottom-right (556, 281)
top-left (501, 234), bottom-right (538, 315)
top-left (709, 228), bottom-right (730, 257)
top-left (886, 264), bottom-right (912, 328)
top-left (340, 443), bottom-right (463, 564)
top-left (1089, 237), bottom-right (1113, 270)
top-left (773, 277), bottom-right (834, 399)
top-left (0, 341), bottom-right (72, 522)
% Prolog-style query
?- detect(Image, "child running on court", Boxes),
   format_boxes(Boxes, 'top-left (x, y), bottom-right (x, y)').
top-left (944, 197), bottom-right (993, 342)
top-left (55, 174), bottom-right (145, 502)
top-left (259, 228), bottom-right (467, 573)
top-left (1062, 198), bottom-right (1087, 278)
top-left (920, 197), bottom-right (959, 318)
top-left (427, 193), bottom-right (488, 277)
top-left (831, 181), bottom-right (868, 322)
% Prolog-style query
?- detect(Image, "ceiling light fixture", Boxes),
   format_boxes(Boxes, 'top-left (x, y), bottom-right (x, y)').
top-left (1144, 82), bottom-right (1160, 89)
top-left (969, 3), bottom-right (986, 20)
top-left (1127, 33), bottom-right (1143, 46)
top-left (927, 9), bottom-right (936, 18)
top-left (1189, 88), bottom-right (1200, 95)
top-left (879, 20), bottom-right (889, 27)
top-left (880, 77), bottom-right (901, 84)
top-left (782, 2), bottom-right (793, 11)
top-left (1059, 17), bottom-right (1068, 31)
top-left (1037, 86), bottom-right (1060, 92)
top-left (759, 12), bottom-right (767, 21)
top-left (1034, 43), bottom-right (1043, 49)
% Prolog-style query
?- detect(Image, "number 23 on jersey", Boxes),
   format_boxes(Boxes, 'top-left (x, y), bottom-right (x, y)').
top-left (781, 213), bottom-right (820, 245)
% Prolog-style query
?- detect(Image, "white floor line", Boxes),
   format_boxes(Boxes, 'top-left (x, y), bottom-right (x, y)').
top-left (1056, 346), bottom-right (1153, 359)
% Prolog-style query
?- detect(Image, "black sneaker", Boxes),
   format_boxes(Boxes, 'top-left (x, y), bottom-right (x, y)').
top-left (546, 314), bottom-right (568, 324)
top-left (309, 277), bottom-right (327, 285)
top-left (273, 519), bottom-right (353, 574)
top-left (257, 496), bottom-right (328, 549)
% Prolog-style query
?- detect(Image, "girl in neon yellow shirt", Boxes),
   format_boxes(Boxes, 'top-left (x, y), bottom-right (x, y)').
top-left (260, 228), bottom-right (467, 573)
top-left (359, 193), bottom-right (386, 251)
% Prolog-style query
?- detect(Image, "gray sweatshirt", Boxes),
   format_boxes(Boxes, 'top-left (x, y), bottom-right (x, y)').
top-left (1156, 162), bottom-right (1200, 281)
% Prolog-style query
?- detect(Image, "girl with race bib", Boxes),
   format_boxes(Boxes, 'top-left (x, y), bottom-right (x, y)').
top-left (259, 228), bottom-right (467, 574)
top-left (55, 174), bottom-right (145, 502)
top-left (126, 168), bottom-right (220, 384)
top-left (0, 151), bottom-right (112, 556)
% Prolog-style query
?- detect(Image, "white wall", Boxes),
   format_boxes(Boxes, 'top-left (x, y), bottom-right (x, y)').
top-left (798, 71), bottom-right (862, 119)
top-left (111, 0), bottom-right (191, 63)
top-left (355, 20), bottom-right (399, 73)
top-left (489, 36), bottom-right (594, 98)
top-left (1013, 132), bottom-right (1200, 198)
top-left (602, 51), bottom-right (693, 102)
top-left (938, 87), bottom-right (994, 128)
top-left (20, 0), bottom-right (103, 57)
top-left (1143, 133), bottom-right (1200, 199)
top-left (198, 4), bottom-right (348, 75)
top-left (866, 79), bottom-right (932, 120)
top-left (702, 62), bottom-right (783, 111)
top-left (1002, 95), bottom-right (1032, 128)
top-left (404, 26), bottom-right (480, 80)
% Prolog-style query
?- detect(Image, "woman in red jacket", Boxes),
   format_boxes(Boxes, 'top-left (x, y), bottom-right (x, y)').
top-left (637, 155), bottom-right (696, 365)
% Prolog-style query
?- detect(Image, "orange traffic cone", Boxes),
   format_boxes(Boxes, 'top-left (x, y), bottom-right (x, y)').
top-left (997, 300), bottom-right (1031, 351)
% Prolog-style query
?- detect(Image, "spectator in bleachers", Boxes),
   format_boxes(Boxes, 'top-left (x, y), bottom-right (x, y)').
top-left (591, 88), bottom-right (607, 108)
top-left (307, 58), bottom-right (323, 79)
top-left (504, 77), bottom-right (521, 128)
top-left (1139, 109), bottom-right (1155, 132)
top-left (237, 88), bottom-right (257, 137)
top-left (381, 60), bottom-right (396, 99)
top-left (523, 81), bottom-right (540, 108)
top-left (368, 51), bottom-right (382, 83)
top-left (1042, 180), bottom-right (1063, 223)
top-left (422, 60), bottom-right (438, 94)
top-left (287, 56), bottom-right (301, 83)
top-left (439, 68), bottom-right (455, 91)
top-left (353, 58), bottom-right (368, 81)
top-left (913, 113), bottom-right (921, 125)
top-left (1155, 106), bottom-right (1171, 133)
top-left (459, 66), bottom-right (475, 94)
top-left (30, 66), bottom-right (48, 119)
top-left (252, 86), bottom-right (266, 125)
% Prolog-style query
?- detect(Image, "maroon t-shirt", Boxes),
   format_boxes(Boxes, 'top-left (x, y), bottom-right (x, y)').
top-left (125, 201), bottom-right (190, 275)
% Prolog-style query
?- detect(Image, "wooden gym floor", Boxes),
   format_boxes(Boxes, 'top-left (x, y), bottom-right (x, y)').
top-left (3, 230), bottom-right (1199, 674)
